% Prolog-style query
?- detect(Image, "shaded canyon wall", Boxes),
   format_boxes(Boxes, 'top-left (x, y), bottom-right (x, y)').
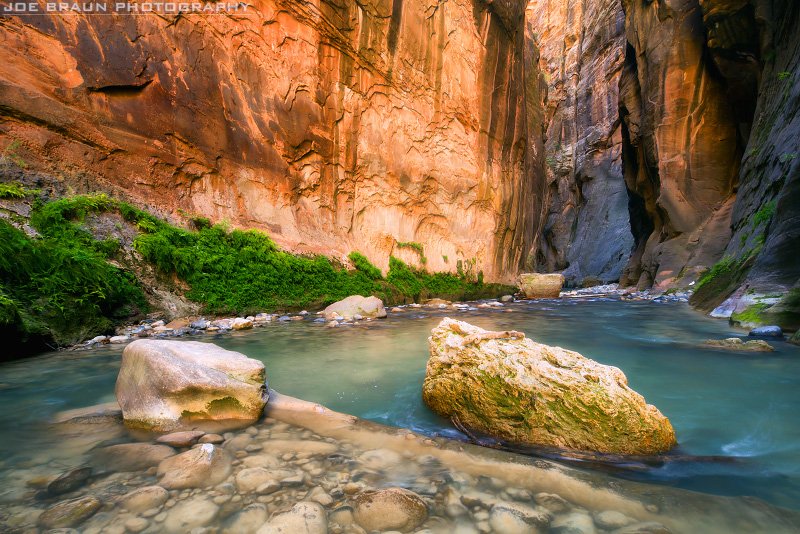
top-left (618, 0), bottom-right (799, 325)
top-left (526, 0), bottom-right (798, 314)
top-left (0, 0), bottom-right (547, 282)
top-left (526, 0), bottom-right (633, 286)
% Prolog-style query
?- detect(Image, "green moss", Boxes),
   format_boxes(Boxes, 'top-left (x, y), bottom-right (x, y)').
top-left (753, 201), bottom-right (776, 227)
top-left (690, 252), bottom-right (758, 313)
top-left (695, 257), bottom-right (736, 291)
top-left (731, 303), bottom-right (770, 326)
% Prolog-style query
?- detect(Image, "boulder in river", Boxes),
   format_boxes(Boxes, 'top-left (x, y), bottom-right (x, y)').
top-left (703, 338), bottom-right (774, 352)
top-left (422, 318), bottom-right (676, 454)
top-left (518, 273), bottom-right (564, 298)
top-left (748, 325), bottom-right (783, 338)
top-left (257, 501), bottom-right (327, 534)
top-left (115, 339), bottom-right (268, 431)
top-left (352, 487), bottom-right (428, 532)
top-left (37, 495), bottom-right (102, 529)
top-left (323, 295), bottom-right (387, 320)
top-left (157, 443), bottom-right (232, 489)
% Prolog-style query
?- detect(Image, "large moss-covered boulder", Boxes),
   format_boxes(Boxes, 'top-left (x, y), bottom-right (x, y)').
top-left (422, 318), bottom-right (676, 454)
top-left (116, 340), bottom-right (268, 431)
top-left (518, 273), bottom-right (564, 298)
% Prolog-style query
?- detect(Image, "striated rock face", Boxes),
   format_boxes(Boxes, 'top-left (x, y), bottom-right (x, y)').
top-left (699, 1), bottom-right (800, 322)
top-left (422, 318), bottom-right (677, 454)
top-left (0, 0), bottom-right (546, 282)
top-left (618, 0), bottom-right (799, 304)
top-left (618, 0), bottom-right (742, 291)
top-left (527, 0), bottom-right (634, 286)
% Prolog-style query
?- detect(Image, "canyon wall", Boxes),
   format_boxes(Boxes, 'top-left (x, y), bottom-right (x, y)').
top-left (620, 0), bottom-right (800, 328)
top-left (618, 0), bottom-right (743, 291)
top-left (617, 0), bottom-right (798, 324)
top-left (695, 0), bottom-right (800, 326)
top-left (527, 0), bottom-right (633, 286)
top-left (0, 0), bottom-right (546, 282)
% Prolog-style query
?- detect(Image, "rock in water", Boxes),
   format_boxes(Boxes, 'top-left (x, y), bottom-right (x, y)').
top-left (256, 501), bottom-right (328, 534)
top-left (157, 444), bottom-right (232, 489)
top-left (115, 340), bottom-right (268, 431)
top-left (37, 495), bottom-right (102, 529)
top-left (518, 273), bottom-right (564, 298)
top-left (323, 295), bottom-right (387, 320)
top-left (120, 486), bottom-right (169, 512)
top-left (748, 325), bottom-right (783, 338)
top-left (791, 330), bottom-right (800, 346)
top-left (422, 318), bottom-right (676, 454)
top-left (47, 467), bottom-right (92, 496)
top-left (352, 487), bottom-right (428, 532)
top-left (702, 338), bottom-right (774, 352)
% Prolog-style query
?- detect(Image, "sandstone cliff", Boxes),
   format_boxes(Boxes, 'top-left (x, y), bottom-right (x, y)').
top-left (526, 0), bottom-right (633, 286)
top-left (617, 0), bottom-right (799, 326)
top-left (0, 0), bottom-right (546, 283)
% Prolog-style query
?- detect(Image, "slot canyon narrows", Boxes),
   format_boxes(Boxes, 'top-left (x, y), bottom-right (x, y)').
top-left (0, 1), bottom-right (799, 532)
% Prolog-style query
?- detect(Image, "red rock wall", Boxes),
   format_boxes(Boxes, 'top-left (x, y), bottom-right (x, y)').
top-left (0, 0), bottom-right (546, 282)
top-left (618, 0), bottom-right (743, 290)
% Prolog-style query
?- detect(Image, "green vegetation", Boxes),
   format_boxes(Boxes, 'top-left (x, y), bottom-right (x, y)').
top-left (695, 257), bottom-right (737, 292)
top-left (396, 241), bottom-right (427, 265)
top-left (731, 303), bottom-right (769, 326)
top-left (753, 200), bottom-right (776, 228)
top-left (777, 71), bottom-right (792, 81)
top-left (0, 181), bottom-right (38, 199)
top-left (348, 252), bottom-right (382, 280)
top-left (0, 214), bottom-right (147, 353)
top-left (2, 192), bottom-right (513, 353)
top-left (780, 152), bottom-right (797, 163)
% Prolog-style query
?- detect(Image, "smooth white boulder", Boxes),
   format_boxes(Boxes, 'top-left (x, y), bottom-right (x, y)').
top-left (323, 295), bottom-right (387, 320)
top-left (115, 340), bottom-right (268, 431)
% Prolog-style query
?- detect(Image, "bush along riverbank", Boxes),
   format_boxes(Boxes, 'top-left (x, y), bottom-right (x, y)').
top-left (0, 190), bottom-right (515, 358)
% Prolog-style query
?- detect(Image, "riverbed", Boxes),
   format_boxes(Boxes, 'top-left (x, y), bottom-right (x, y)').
top-left (1, 297), bottom-right (799, 530)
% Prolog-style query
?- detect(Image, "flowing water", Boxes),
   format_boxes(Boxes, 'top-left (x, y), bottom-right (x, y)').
top-left (1, 298), bottom-right (799, 532)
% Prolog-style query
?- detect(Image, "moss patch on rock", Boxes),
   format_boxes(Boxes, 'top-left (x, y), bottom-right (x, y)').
top-left (422, 318), bottom-right (676, 455)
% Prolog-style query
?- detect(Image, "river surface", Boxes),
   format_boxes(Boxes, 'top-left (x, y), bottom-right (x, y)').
top-left (1, 298), bottom-right (799, 513)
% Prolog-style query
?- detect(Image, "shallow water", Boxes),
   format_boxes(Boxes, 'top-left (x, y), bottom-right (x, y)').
top-left (1, 299), bottom-right (799, 517)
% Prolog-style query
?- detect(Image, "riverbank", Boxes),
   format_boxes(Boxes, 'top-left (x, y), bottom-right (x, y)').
top-left (67, 285), bottom-right (696, 353)
top-left (0, 182), bottom-right (513, 358)
top-left (1, 390), bottom-right (797, 533)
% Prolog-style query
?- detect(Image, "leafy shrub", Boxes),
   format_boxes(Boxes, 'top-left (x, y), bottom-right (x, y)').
top-left (0, 182), bottom-right (28, 199)
top-left (753, 201), bottom-right (776, 227)
top-left (17, 194), bottom-right (512, 342)
top-left (348, 252), bottom-right (383, 280)
top-left (0, 218), bottom-right (147, 351)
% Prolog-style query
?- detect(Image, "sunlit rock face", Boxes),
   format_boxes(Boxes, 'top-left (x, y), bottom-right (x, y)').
top-left (618, 0), bottom-right (742, 291)
top-left (0, 0), bottom-right (547, 282)
top-left (526, 0), bottom-right (634, 286)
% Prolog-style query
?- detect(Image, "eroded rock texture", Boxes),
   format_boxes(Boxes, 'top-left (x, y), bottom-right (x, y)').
top-left (618, 0), bottom-right (742, 290)
top-left (527, 0), bottom-right (633, 286)
top-left (0, 0), bottom-right (546, 282)
top-left (619, 0), bottom-right (799, 301)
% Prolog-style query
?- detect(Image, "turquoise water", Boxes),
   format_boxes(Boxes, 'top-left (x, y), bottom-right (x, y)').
top-left (1, 298), bottom-right (799, 510)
